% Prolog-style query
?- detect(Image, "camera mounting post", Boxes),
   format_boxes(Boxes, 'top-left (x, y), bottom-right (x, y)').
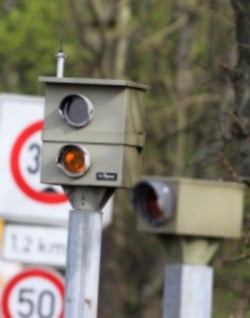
top-left (40, 49), bottom-right (149, 318)
top-left (131, 176), bottom-right (245, 318)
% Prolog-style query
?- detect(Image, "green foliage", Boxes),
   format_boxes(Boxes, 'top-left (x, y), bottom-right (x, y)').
top-left (0, 1), bottom-right (65, 92)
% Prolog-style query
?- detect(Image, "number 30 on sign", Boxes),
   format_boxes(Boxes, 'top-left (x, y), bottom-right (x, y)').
top-left (1, 267), bottom-right (64, 318)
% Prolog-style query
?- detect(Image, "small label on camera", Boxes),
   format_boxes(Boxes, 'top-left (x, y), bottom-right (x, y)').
top-left (96, 172), bottom-right (117, 181)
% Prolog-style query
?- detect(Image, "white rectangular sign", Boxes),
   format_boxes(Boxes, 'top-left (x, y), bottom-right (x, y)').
top-left (2, 224), bottom-right (67, 267)
top-left (0, 94), bottom-right (70, 225)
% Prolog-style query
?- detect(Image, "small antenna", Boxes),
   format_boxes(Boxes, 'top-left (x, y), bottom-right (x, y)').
top-left (55, 39), bottom-right (66, 78)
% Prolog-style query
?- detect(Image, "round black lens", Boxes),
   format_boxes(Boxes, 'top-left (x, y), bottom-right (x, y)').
top-left (66, 96), bottom-right (89, 126)
top-left (59, 94), bottom-right (94, 128)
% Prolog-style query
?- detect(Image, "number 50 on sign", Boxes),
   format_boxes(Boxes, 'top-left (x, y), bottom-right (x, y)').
top-left (1, 267), bottom-right (64, 318)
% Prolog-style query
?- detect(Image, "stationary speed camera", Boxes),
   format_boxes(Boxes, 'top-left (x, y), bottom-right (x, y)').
top-left (40, 77), bottom-right (148, 188)
top-left (132, 177), bottom-right (245, 238)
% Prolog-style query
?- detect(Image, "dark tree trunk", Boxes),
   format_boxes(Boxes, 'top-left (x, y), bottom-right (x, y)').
top-left (231, 1), bottom-right (250, 179)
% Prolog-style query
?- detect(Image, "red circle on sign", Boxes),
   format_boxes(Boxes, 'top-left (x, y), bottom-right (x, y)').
top-left (10, 120), bottom-right (67, 204)
top-left (1, 267), bottom-right (64, 318)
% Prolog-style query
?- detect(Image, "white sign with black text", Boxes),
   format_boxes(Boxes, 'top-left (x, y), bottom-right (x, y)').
top-left (2, 224), bottom-right (67, 267)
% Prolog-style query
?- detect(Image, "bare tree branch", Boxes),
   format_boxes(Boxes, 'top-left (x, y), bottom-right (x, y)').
top-left (67, 0), bottom-right (97, 54)
top-left (113, 0), bottom-right (131, 77)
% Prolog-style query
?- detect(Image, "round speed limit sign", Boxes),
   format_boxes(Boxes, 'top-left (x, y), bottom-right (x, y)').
top-left (0, 95), bottom-right (71, 225)
top-left (1, 267), bottom-right (64, 318)
top-left (10, 120), bottom-right (66, 204)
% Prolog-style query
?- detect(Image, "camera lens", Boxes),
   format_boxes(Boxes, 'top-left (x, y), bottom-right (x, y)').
top-left (59, 94), bottom-right (94, 128)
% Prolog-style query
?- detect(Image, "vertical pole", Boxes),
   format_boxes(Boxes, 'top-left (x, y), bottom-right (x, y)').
top-left (162, 264), bottom-right (213, 318)
top-left (55, 49), bottom-right (66, 78)
top-left (64, 209), bottom-right (103, 318)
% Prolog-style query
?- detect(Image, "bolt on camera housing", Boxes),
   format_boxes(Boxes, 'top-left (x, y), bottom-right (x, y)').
top-left (132, 176), bottom-right (245, 238)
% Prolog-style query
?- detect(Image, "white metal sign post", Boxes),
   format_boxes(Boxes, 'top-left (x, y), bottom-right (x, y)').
top-left (64, 208), bottom-right (102, 318)
top-left (1, 267), bottom-right (64, 318)
top-left (163, 264), bottom-right (213, 318)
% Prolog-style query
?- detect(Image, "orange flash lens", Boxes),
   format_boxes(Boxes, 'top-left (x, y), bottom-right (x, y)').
top-left (63, 148), bottom-right (85, 174)
top-left (57, 144), bottom-right (91, 178)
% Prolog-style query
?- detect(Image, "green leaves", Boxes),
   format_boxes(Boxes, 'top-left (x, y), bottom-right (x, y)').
top-left (0, 0), bottom-right (67, 93)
